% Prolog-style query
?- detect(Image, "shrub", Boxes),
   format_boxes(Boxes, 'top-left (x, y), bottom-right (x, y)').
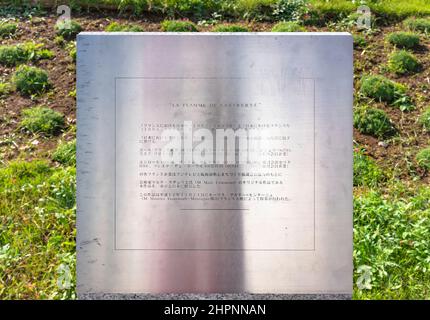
top-left (12, 65), bottom-right (50, 96)
top-left (55, 19), bottom-right (82, 40)
top-left (52, 139), bottom-right (76, 166)
top-left (0, 21), bottom-right (17, 38)
top-left (387, 50), bottom-right (421, 75)
top-left (353, 106), bottom-right (396, 138)
top-left (359, 75), bottom-right (409, 107)
top-left (105, 22), bottom-right (144, 32)
top-left (416, 147), bottom-right (430, 170)
top-left (271, 21), bottom-right (305, 32)
top-left (0, 42), bottom-right (54, 66)
top-left (353, 149), bottom-right (384, 188)
top-left (273, 0), bottom-right (309, 21)
top-left (20, 106), bottom-right (64, 135)
top-left (403, 17), bottom-right (430, 33)
top-left (386, 32), bottom-right (420, 49)
top-left (0, 82), bottom-right (11, 97)
top-left (161, 20), bottom-right (198, 32)
top-left (419, 107), bottom-right (430, 131)
top-left (212, 24), bottom-right (249, 32)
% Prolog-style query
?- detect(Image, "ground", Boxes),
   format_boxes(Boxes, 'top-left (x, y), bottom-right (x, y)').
top-left (0, 1), bottom-right (429, 300)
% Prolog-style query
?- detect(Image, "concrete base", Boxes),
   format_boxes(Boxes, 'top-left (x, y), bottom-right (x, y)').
top-left (79, 293), bottom-right (352, 300)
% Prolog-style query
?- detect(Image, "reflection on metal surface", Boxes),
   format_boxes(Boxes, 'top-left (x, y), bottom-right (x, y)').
top-left (77, 33), bottom-right (353, 294)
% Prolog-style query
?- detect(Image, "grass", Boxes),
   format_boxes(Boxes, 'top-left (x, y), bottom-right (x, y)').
top-left (0, 161), bottom-right (76, 299)
top-left (12, 65), bottom-right (50, 96)
top-left (353, 186), bottom-right (430, 299)
top-left (20, 106), bottom-right (64, 135)
top-left (387, 50), bottom-right (421, 75)
top-left (0, 0), bottom-right (430, 301)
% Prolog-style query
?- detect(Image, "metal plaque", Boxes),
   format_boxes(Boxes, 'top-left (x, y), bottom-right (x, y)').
top-left (77, 33), bottom-right (353, 294)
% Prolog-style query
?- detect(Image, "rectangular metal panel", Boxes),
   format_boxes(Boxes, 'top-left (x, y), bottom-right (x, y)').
top-left (77, 33), bottom-right (353, 294)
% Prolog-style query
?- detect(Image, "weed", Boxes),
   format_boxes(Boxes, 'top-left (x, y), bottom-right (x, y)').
top-left (387, 50), bottom-right (421, 75)
top-left (419, 107), bottom-right (430, 131)
top-left (212, 24), bottom-right (249, 32)
top-left (0, 82), bottom-right (11, 97)
top-left (12, 65), bottom-right (50, 96)
top-left (353, 149), bottom-right (385, 188)
top-left (416, 147), bottom-right (430, 170)
top-left (161, 20), bottom-right (198, 32)
top-left (52, 139), bottom-right (76, 166)
top-left (0, 21), bottom-right (17, 38)
top-left (0, 41), bottom-right (54, 66)
top-left (55, 20), bottom-right (82, 40)
top-left (403, 17), bottom-right (430, 33)
top-left (353, 34), bottom-right (367, 48)
top-left (353, 105), bottom-right (396, 138)
top-left (20, 106), bottom-right (64, 135)
top-left (271, 21), bottom-right (305, 31)
top-left (386, 32), bottom-right (420, 49)
top-left (105, 22), bottom-right (144, 32)
top-left (273, 0), bottom-right (309, 21)
top-left (359, 74), bottom-right (414, 111)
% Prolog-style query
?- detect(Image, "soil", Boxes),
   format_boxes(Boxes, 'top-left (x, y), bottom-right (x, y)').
top-left (0, 11), bottom-right (429, 183)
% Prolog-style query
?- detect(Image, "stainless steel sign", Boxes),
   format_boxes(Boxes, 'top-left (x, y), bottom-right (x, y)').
top-left (77, 33), bottom-right (353, 294)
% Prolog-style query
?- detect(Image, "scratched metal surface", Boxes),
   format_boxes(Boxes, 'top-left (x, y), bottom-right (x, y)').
top-left (77, 33), bottom-right (353, 295)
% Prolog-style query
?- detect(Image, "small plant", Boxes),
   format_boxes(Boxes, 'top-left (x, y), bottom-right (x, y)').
top-left (20, 106), bottom-right (64, 135)
top-left (55, 19), bottom-right (82, 40)
top-left (271, 21), bottom-right (305, 32)
top-left (66, 41), bottom-right (76, 62)
top-left (419, 107), bottom-right (430, 131)
top-left (13, 65), bottom-right (50, 96)
top-left (0, 21), bottom-right (17, 38)
top-left (0, 41), bottom-right (54, 66)
top-left (212, 24), bottom-right (249, 32)
top-left (416, 147), bottom-right (430, 170)
top-left (353, 149), bottom-right (385, 188)
top-left (386, 32), bottom-right (420, 49)
top-left (403, 17), bottom-right (430, 33)
top-left (387, 50), bottom-right (421, 75)
top-left (52, 139), bottom-right (76, 166)
top-left (353, 105), bottom-right (396, 138)
top-left (68, 88), bottom-right (76, 99)
top-left (54, 35), bottom-right (65, 47)
top-left (273, 0), bottom-right (309, 22)
top-left (105, 22), bottom-right (144, 32)
top-left (161, 20), bottom-right (198, 32)
top-left (0, 82), bottom-right (11, 97)
top-left (353, 34), bottom-right (367, 48)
